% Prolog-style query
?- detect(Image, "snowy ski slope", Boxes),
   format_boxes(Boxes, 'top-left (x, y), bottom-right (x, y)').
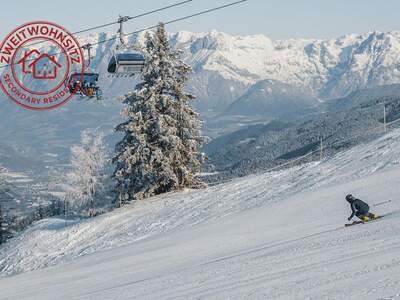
top-left (1, 129), bottom-right (400, 299)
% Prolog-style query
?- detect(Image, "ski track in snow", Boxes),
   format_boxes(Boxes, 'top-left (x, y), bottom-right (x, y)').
top-left (1, 130), bottom-right (400, 298)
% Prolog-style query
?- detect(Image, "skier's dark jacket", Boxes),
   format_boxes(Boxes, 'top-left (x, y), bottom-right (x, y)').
top-left (348, 198), bottom-right (369, 220)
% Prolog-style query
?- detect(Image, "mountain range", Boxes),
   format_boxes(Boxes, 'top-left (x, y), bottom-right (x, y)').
top-left (2, 29), bottom-right (400, 184)
top-left (24, 29), bottom-right (400, 116)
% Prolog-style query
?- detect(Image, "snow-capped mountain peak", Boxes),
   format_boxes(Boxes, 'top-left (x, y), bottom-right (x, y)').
top-left (11, 29), bottom-right (400, 114)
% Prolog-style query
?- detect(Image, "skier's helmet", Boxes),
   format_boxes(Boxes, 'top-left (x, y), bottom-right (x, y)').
top-left (346, 194), bottom-right (354, 202)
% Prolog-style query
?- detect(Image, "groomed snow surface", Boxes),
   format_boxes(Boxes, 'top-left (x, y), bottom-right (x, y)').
top-left (1, 129), bottom-right (400, 299)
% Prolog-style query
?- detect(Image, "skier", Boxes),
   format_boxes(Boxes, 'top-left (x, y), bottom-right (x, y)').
top-left (346, 194), bottom-right (378, 222)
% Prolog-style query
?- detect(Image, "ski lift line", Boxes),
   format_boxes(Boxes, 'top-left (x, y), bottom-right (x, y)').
top-left (210, 113), bottom-right (400, 187)
top-left (92, 0), bottom-right (249, 46)
top-left (126, 0), bottom-right (194, 21)
top-left (210, 112), bottom-right (400, 187)
top-left (0, 0), bottom-right (248, 69)
top-left (306, 111), bottom-right (400, 158)
top-left (159, 0), bottom-right (248, 28)
top-left (322, 116), bottom-right (400, 149)
top-left (107, 1), bottom-right (249, 75)
top-left (0, 0), bottom-right (248, 70)
top-left (73, 0), bottom-right (194, 35)
top-left (254, 118), bottom-right (396, 177)
top-left (3, 1), bottom-right (194, 53)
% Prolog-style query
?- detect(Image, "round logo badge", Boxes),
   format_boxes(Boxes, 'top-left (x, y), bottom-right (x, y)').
top-left (0, 21), bottom-right (85, 110)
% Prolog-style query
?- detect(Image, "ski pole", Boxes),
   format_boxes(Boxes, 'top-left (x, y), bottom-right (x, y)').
top-left (373, 200), bottom-right (392, 207)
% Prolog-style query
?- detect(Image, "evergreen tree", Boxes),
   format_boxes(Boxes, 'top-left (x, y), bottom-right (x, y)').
top-left (0, 204), bottom-right (12, 245)
top-left (48, 197), bottom-right (64, 216)
top-left (113, 23), bottom-right (204, 205)
top-left (0, 204), bottom-right (5, 244)
top-left (66, 130), bottom-right (109, 216)
top-left (0, 169), bottom-right (8, 244)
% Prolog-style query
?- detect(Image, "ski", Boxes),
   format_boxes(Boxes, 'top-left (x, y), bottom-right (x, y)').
top-left (345, 215), bottom-right (383, 227)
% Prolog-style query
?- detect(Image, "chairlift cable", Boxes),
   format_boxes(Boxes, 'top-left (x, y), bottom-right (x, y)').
top-left (2, 0), bottom-right (194, 52)
top-left (73, 0), bottom-right (194, 35)
top-left (94, 0), bottom-right (249, 47)
top-left (0, 0), bottom-right (248, 70)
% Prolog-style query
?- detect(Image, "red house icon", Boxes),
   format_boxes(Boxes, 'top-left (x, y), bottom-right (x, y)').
top-left (16, 49), bottom-right (41, 74)
top-left (28, 54), bottom-right (61, 80)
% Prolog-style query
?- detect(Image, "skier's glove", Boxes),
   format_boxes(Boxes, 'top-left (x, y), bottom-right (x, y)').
top-left (348, 217), bottom-right (351, 221)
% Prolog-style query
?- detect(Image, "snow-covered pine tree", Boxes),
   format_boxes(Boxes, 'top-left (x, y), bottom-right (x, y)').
top-left (66, 130), bottom-right (109, 216)
top-left (113, 23), bottom-right (204, 205)
top-left (0, 168), bottom-right (12, 244)
top-left (0, 202), bottom-right (12, 245)
top-left (0, 204), bottom-right (5, 244)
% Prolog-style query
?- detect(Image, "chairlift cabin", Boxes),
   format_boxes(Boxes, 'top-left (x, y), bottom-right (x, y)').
top-left (66, 72), bottom-right (102, 100)
top-left (107, 51), bottom-right (145, 75)
top-left (67, 72), bottom-right (99, 86)
top-left (66, 43), bottom-right (103, 100)
top-left (107, 15), bottom-right (145, 76)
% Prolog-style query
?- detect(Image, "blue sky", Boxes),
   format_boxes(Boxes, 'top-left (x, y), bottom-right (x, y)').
top-left (0, 0), bottom-right (399, 40)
